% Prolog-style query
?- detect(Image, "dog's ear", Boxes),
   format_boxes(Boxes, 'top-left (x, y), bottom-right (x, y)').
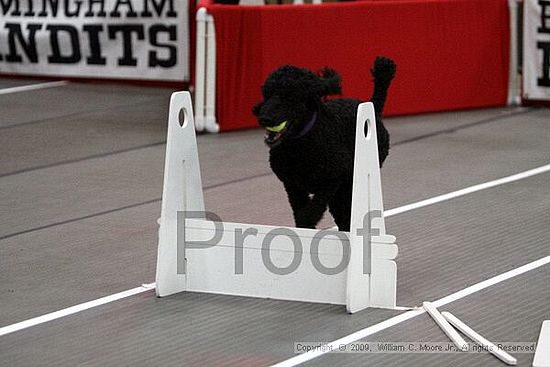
top-left (317, 67), bottom-right (342, 96)
top-left (252, 101), bottom-right (263, 116)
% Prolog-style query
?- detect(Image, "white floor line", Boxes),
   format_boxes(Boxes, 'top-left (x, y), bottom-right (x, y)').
top-left (0, 284), bottom-right (154, 337)
top-left (272, 255), bottom-right (550, 367)
top-left (385, 163), bottom-right (550, 217)
top-left (0, 81), bottom-right (69, 95)
top-left (1, 163), bottom-right (550, 338)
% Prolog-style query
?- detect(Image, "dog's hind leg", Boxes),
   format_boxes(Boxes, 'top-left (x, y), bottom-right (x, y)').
top-left (294, 192), bottom-right (332, 229)
top-left (328, 183), bottom-right (353, 232)
top-left (286, 184), bottom-right (335, 229)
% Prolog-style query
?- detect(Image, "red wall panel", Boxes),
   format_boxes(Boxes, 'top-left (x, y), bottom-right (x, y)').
top-left (206, 0), bottom-right (510, 131)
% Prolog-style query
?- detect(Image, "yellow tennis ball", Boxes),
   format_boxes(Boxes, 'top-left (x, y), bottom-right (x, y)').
top-left (266, 121), bottom-right (287, 133)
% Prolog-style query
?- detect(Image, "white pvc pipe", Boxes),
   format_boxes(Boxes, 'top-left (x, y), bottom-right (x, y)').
top-left (442, 312), bottom-right (517, 365)
top-left (422, 302), bottom-right (469, 352)
top-left (194, 7), bottom-right (207, 131)
top-left (507, 0), bottom-right (521, 105)
top-left (205, 14), bottom-right (220, 133)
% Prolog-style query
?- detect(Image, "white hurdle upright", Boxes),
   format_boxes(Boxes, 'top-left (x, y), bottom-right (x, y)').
top-left (155, 92), bottom-right (397, 313)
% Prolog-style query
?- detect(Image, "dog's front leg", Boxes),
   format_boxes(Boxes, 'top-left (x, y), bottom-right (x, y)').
top-left (294, 190), bottom-right (335, 229)
top-left (283, 182), bottom-right (311, 226)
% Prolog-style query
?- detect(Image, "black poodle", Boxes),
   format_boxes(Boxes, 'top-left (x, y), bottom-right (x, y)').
top-left (253, 57), bottom-right (396, 231)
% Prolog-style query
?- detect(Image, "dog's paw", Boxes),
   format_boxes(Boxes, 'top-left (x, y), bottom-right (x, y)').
top-left (294, 210), bottom-right (317, 229)
top-left (295, 222), bottom-right (317, 229)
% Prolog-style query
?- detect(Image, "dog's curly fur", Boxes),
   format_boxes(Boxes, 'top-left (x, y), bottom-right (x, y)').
top-left (253, 57), bottom-right (396, 231)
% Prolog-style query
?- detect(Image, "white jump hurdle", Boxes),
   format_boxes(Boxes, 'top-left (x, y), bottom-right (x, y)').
top-left (155, 92), bottom-right (397, 313)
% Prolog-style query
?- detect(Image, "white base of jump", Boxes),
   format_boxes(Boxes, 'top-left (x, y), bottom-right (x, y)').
top-left (155, 92), bottom-right (398, 313)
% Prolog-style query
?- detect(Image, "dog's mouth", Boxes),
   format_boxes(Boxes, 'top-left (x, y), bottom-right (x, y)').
top-left (264, 120), bottom-right (289, 147)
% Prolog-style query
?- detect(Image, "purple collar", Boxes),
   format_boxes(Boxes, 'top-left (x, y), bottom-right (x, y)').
top-left (290, 111), bottom-right (317, 140)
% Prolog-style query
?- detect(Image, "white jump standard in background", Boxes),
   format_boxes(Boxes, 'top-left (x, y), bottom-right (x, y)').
top-left (533, 321), bottom-right (550, 367)
top-left (155, 92), bottom-right (398, 313)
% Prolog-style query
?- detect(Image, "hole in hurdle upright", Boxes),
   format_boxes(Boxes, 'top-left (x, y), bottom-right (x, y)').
top-left (155, 91), bottom-right (397, 313)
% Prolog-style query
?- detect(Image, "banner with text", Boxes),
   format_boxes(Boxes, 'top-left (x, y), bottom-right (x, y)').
top-left (0, 0), bottom-right (189, 81)
top-left (524, 0), bottom-right (550, 100)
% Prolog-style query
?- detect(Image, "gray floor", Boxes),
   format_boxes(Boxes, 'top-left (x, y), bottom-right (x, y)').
top-left (0, 79), bottom-right (549, 366)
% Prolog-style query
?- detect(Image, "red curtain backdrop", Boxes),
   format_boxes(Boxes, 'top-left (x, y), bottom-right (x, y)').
top-left (204, 0), bottom-right (510, 131)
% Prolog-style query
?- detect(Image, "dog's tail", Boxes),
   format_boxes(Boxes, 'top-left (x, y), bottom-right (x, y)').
top-left (370, 56), bottom-right (396, 116)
